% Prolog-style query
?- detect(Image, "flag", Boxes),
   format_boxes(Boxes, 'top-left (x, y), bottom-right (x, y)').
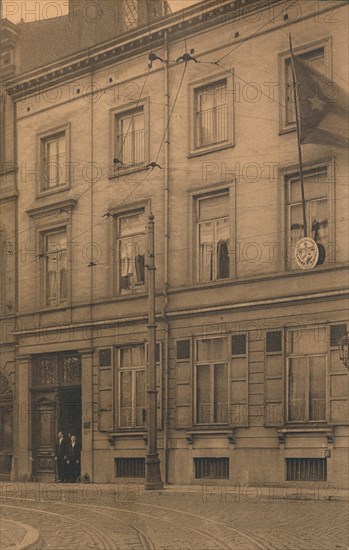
top-left (291, 53), bottom-right (349, 147)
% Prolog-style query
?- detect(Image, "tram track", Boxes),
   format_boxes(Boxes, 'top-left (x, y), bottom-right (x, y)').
top-left (1, 495), bottom-right (271, 549)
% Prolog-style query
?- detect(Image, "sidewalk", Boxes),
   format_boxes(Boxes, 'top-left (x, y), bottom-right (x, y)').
top-left (1, 481), bottom-right (348, 502)
top-left (0, 520), bottom-right (42, 550)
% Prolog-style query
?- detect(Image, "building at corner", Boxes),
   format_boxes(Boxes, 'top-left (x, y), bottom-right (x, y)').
top-left (0, 0), bottom-right (348, 488)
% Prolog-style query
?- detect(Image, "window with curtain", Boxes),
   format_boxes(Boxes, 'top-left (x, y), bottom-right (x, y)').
top-left (194, 80), bottom-right (228, 148)
top-left (284, 46), bottom-right (325, 126)
top-left (287, 168), bottom-right (328, 270)
top-left (287, 327), bottom-right (327, 422)
top-left (115, 210), bottom-right (145, 294)
top-left (44, 230), bottom-right (67, 307)
top-left (41, 132), bottom-right (66, 190)
top-left (195, 338), bottom-right (228, 425)
top-left (119, 345), bottom-right (146, 428)
top-left (196, 192), bottom-right (230, 282)
top-left (116, 108), bottom-right (144, 167)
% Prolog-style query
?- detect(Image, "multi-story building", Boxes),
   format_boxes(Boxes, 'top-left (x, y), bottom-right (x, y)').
top-left (1, 0), bottom-right (348, 488)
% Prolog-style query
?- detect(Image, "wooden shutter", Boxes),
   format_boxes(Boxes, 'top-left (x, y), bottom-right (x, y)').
top-left (264, 330), bottom-right (284, 426)
top-left (98, 349), bottom-right (113, 432)
top-left (175, 339), bottom-right (192, 428)
top-left (329, 324), bottom-right (348, 423)
top-left (230, 334), bottom-right (248, 427)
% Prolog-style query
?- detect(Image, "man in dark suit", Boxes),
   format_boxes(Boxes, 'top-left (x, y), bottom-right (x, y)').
top-left (55, 431), bottom-right (68, 482)
top-left (66, 435), bottom-right (81, 482)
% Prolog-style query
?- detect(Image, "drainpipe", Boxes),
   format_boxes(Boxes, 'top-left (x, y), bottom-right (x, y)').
top-left (162, 28), bottom-right (170, 485)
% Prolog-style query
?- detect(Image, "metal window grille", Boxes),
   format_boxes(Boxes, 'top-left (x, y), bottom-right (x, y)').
top-left (196, 104), bottom-right (228, 147)
top-left (119, 128), bottom-right (144, 166)
top-left (286, 458), bottom-right (327, 481)
top-left (194, 457), bottom-right (229, 479)
top-left (99, 349), bottom-right (111, 367)
top-left (330, 324), bottom-right (347, 347)
top-left (176, 340), bottom-right (190, 360)
top-left (231, 334), bottom-right (246, 355)
top-left (115, 458), bottom-right (145, 478)
top-left (266, 331), bottom-right (282, 353)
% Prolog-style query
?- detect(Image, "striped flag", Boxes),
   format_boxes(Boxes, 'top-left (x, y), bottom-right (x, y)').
top-left (291, 53), bottom-right (349, 147)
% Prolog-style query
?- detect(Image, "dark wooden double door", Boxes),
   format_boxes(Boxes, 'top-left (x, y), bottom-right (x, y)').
top-left (32, 359), bottom-right (82, 482)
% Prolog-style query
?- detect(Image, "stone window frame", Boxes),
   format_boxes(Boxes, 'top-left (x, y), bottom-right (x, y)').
top-left (280, 158), bottom-right (336, 273)
top-left (189, 182), bottom-right (235, 285)
top-left (36, 123), bottom-right (71, 198)
top-left (278, 37), bottom-right (332, 135)
top-left (109, 98), bottom-right (150, 178)
top-left (188, 70), bottom-right (234, 158)
top-left (286, 325), bottom-right (329, 424)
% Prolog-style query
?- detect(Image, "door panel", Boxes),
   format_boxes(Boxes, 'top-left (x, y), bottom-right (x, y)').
top-left (33, 399), bottom-right (56, 481)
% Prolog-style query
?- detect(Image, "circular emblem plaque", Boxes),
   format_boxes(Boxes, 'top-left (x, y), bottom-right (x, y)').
top-left (295, 237), bottom-right (319, 270)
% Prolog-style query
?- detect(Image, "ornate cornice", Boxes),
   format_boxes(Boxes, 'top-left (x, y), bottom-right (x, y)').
top-left (5, 0), bottom-right (283, 100)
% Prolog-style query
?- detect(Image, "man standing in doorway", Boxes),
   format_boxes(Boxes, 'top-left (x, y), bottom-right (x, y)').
top-left (55, 431), bottom-right (68, 482)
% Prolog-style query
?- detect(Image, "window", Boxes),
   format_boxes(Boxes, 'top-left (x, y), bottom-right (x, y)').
top-left (115, 210), bottom-right (146, 294)
top-left (194, 457), bottom-right (229, 479)
top-left (115, 108), bottom-right (144, 167)
top-left (41, 132), bottom-right (67, 191)
top-left (196, 191), bottom-right (230, 283)
top-left (118, 345), bottom-right (146, 428)
top-left (122, 0), bottom-right (138, 30)
top-left (287, 327), bottom-right (327, 422)
top-left (195, 338), bottom-right (228, 424)
top-left (330, 324), bottom-right (347, 347)
top-left (194, 80), bottom-right (228, 149)
top-left (115, 457), bottom-right (145, 477)
top-left (232, 334), bottom-right (246, 356)
top-left (286, 458), bottom-right (327, 481)
top-left (280, 41), bottom-right (330, 131)
top-left (42, 229), bottom-right (68, 307)
top-left (266, 331), bottom-right (282, 353)
top-left (286, 168), bottom-right (329, 270)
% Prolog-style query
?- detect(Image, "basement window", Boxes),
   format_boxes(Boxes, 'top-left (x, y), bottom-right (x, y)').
top-left (286, 458), bottom-right (327, 481)
top-left (194, 457), bottom-right (229, 479)
top-left (115, 457), bottom-right (145, 477)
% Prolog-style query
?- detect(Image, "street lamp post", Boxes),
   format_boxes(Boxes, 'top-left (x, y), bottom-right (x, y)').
top-left (145, 214), bottom-right (163, 490)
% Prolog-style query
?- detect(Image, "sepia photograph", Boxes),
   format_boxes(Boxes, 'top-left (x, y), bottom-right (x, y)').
top-left (0, 0), bottom-right (348, 548)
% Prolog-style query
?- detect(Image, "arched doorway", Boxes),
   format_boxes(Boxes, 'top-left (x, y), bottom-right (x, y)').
top-left (0, 371), bottom-right (13, 479)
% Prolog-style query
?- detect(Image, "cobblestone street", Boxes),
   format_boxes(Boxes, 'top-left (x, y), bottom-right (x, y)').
top-left (1, 483), bottom-right (348, 550)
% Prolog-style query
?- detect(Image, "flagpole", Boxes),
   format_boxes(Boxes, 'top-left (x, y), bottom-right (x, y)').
top-left (289, 34), bottom-right (308, 238)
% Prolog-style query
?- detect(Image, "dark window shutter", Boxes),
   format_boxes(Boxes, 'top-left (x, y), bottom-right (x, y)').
top-left (98, 349), bottom-right (113, 432)
top-left (175, 339), bottom-right (192, 428)
top-left (265, 331), bottom-right (284, 426)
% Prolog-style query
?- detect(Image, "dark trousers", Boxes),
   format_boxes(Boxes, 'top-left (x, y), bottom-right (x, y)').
top-left (57, 457), bottom-right (67, 481)
top-left (67, 460), bottom-right (80, 482)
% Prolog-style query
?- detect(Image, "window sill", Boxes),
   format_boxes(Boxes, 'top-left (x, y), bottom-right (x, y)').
top-left (277, 426), bottom-right (334, 444)
top-left (108, 430), bottom-right (147, 445)
top-left (279, 125), bottom-right (296, 136)
top-left (108, 164), bottom-right (149, 180)
top-left (170, 262), bottom-right (349, 295)
top-left (188, 141), bottom-right (234, 159)
top-left (113, 290), bottom-right (147, 301)
top-left (36, 185), bottom-right (70, 199)
top-left (186, 428), bottom-right (235, 444)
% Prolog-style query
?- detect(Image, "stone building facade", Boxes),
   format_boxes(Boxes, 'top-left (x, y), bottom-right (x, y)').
top-left (1, 0), bottom-right (348, 488)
